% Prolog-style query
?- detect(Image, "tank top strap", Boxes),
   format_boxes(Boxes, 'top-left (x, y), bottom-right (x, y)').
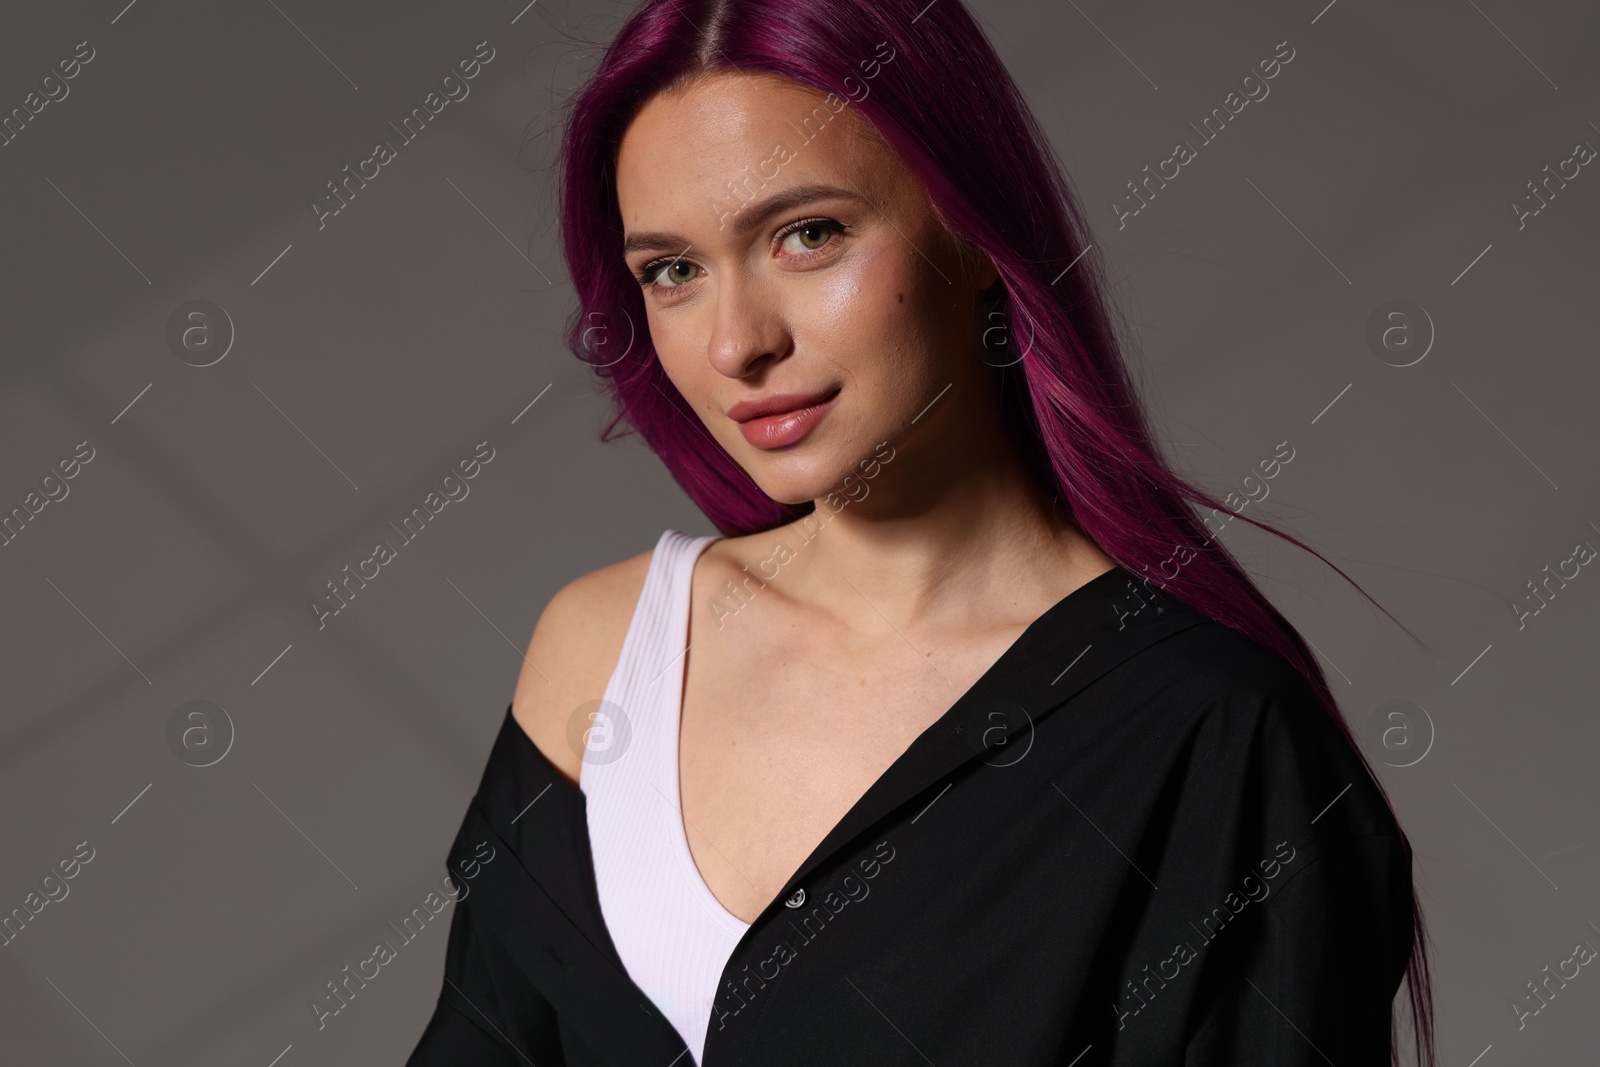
top-left (580, 528), bottom-right (717, 790)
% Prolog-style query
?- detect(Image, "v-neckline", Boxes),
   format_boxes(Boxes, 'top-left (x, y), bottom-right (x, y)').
top-left (669, 532), bottom-right (1126, 928)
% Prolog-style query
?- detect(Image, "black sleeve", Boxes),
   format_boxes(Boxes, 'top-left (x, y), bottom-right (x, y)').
top-left (1182, 831), bottom-right (1414, 1065)
top-left (405, 884), bottom-right (564, 1066)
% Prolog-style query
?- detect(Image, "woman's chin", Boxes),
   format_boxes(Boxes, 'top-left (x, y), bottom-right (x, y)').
top-left (750, 468), bottom-right (856, 509)
top-left (737, 427), bottom-right (889, 507)
top-left (755, 481), bottom-right (832, 508)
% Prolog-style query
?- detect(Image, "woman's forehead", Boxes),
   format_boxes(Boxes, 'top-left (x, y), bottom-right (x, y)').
top-left (616, 72), bottom-right (903, 229)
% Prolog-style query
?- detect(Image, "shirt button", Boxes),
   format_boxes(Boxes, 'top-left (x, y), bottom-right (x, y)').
top-left (784, 888), bottom-right (806, 908)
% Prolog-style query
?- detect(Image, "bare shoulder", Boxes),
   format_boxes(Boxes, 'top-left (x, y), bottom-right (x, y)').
top-left (510, 545), bottom-right (655, 788)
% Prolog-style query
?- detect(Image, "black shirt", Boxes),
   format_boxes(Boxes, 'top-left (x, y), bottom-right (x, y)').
top-left (405, 566), bottom-right (1413, 1065)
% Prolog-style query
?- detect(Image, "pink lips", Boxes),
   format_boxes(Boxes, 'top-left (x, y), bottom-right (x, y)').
top-left (728, 387), bottom-right (841, 450)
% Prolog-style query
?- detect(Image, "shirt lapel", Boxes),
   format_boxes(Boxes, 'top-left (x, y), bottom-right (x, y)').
top-left (761, 568), bottom-right (1210, 919)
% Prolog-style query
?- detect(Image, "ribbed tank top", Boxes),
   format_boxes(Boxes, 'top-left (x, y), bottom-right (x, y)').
top-left (579, 529), bottom-right (750, 1065)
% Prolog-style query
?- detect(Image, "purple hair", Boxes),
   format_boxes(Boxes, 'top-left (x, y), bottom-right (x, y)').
top-left (555, 0), bottom-right (1435, 1061)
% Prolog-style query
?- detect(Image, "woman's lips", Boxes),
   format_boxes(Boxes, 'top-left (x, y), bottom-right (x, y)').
top-left (734, 389), bottom-right (841, 450)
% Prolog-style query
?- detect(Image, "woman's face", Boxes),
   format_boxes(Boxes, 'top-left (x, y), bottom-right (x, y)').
top-left (614, 71), bottom-right (999, 507)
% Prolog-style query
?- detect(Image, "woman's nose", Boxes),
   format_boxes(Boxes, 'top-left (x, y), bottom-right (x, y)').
top-left (705, 271), bottom-right (791, 378)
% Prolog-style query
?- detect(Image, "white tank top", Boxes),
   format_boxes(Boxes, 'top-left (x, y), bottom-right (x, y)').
top-left (580, 529), bottom-right (750, 1065)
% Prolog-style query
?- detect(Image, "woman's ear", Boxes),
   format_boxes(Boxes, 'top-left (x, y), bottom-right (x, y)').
top-left (955, 241), bottom-right (1000, 293)
top-left (970, 274), bottom-right (1012, 364)
top-left (973, 252), bottom-right (1000, 292)
top-left (972, 273), bottom-right (1007, 323)
top-left (943, 228), bottom-right (999, 294)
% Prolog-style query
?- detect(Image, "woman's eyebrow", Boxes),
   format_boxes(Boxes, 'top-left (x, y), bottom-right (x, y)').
top-left (621, 183), bottom-right (863, 256)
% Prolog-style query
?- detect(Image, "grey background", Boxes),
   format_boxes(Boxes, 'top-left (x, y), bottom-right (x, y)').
top-left (1, 0), bottom-right (1595, 1063)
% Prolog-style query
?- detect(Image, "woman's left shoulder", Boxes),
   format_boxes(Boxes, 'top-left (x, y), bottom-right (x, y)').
top-left (1086, 614), bottom-right (1419, 1039)
top-left (1127, 617), bottom-right (1405, 845)
top-left (1128, 613), bottom-right (1316, 707)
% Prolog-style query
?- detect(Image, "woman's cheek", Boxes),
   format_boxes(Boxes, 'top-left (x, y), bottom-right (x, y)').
top-left (813, 258), bottom-right (867, 321)
top-left (646, 305), bottom-right (704, 379)
top-left (813, 252), bottom-right (912, 352)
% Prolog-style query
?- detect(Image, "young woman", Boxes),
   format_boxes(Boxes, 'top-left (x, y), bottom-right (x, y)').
top-left (407, 0), bottom-right (1435, 1064)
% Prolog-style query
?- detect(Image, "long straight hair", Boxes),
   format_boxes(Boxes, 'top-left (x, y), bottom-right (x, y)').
top-left (555, 0), bottom-right (1435, 1061)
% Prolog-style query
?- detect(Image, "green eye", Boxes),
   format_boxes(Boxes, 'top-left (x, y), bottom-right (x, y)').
top-left (797, 224), bottom-right (831, 249)
top-left (778, 218), bottom-right (845, 255)
top-left (642, 257), bottom-right (699, 288)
